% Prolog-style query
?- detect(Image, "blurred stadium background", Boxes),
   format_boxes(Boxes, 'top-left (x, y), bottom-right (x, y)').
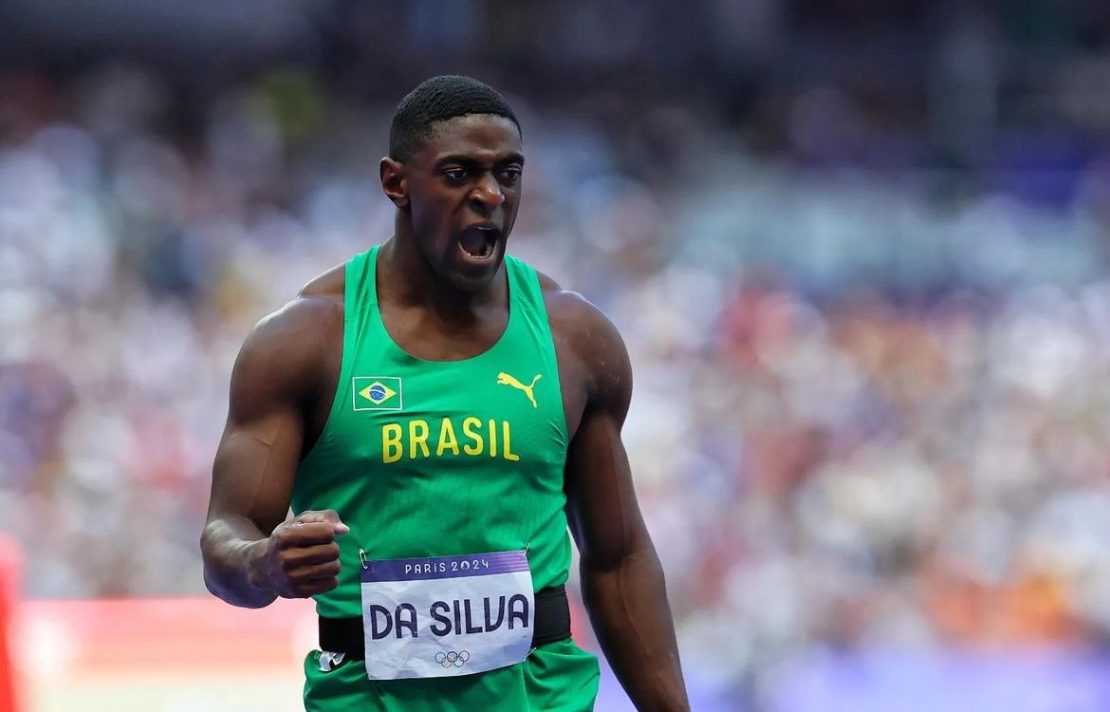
top-left (4, 1), bottom-right (1110, 710)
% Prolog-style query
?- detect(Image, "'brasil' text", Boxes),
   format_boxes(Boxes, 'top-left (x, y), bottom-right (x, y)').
top-left (381, 417), bottom-right (519, 464)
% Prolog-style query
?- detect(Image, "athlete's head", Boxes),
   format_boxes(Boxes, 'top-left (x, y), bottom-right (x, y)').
top-left (381, 75), bottom-right (524, 291)
top-left (388, 75), bottom-right (520, 162)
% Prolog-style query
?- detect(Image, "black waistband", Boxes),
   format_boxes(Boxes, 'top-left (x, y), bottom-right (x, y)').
top-left (318, 585), bottom-right (571, 659)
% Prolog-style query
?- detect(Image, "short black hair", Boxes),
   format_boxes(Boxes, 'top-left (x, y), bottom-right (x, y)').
top-left (389, 75), bottom-right (520, 161)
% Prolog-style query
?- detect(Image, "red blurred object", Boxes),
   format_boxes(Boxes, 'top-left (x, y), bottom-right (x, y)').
top-left (0, 537), bottom-right (22, 712)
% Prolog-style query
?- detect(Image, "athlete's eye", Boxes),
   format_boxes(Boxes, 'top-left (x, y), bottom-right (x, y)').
top-left (497, 167), bottom-right (522, 186)
top-left (443, 168), bottom-right (469, 185)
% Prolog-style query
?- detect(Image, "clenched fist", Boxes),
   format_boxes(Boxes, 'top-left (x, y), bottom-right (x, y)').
top-left (251, 509), bottom-right (350, 598)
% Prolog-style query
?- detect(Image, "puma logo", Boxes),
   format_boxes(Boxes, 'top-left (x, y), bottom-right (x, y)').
top-left (497, 372), bottom-right (542, 409)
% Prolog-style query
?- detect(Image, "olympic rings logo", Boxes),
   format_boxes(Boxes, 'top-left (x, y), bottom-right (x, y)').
top-left (434, 650), bottom-right (471, 668)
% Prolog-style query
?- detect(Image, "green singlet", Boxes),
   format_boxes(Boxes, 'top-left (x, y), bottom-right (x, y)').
top-left (292, 245), bottom-right (600, 711)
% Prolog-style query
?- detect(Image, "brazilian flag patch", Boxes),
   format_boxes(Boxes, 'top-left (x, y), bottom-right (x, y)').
top-left (352, 376), bottom-right (403, 411)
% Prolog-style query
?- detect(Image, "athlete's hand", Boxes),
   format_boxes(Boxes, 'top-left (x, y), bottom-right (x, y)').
top-left (251, 510), bottom-right (350, 598)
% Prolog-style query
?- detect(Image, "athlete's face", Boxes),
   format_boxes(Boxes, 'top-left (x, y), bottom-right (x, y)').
top-left (383, 114), bottom-right (524, 291)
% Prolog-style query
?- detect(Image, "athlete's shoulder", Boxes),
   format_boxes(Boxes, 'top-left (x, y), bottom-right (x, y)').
top-left (536, 271), bottom-right (631, 405)
top-left (536, 271), bottom-right (618, 337)
top-left (260, 260), bottom-right (344, 346)
top-left (231, 261), bottom-right (345, 408)
top-left (299, 260), bottom-right (346, 305)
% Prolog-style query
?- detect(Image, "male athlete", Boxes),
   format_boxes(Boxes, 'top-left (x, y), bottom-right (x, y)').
top-left (201, 75), bottom-right (689, 711)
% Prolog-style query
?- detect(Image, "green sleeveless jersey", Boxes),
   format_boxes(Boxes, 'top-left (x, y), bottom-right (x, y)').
top-left (294, 246), bottom-right (599, 711)
top-left (292, 245), bottom-right (571, 619)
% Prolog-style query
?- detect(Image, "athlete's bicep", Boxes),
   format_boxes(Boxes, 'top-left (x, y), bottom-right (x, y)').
top-left (208, 396), bottom-right (302, 537)
top-left (565, 411), bottom-right (650, 569)
top-left (206, 305), bottom-right (323, 535)
top-left (563, 310), bottom-right (649, 567)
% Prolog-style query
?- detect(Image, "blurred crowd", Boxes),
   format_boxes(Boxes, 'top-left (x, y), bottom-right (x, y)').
top-left (4, 2), bottom-right (1110, 706)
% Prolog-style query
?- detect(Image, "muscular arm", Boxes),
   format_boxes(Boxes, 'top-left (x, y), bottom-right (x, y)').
top-left (201, 295), bottom-right (346, 608)
top-left (561, 299), bottom-right (689, 712)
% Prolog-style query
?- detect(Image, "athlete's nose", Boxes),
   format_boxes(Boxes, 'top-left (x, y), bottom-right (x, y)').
top-left (469, 172), bottom-right (505, 213)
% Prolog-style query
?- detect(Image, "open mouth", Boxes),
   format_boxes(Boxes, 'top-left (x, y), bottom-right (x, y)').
top-left (458, 224), bottom-right (501, 261)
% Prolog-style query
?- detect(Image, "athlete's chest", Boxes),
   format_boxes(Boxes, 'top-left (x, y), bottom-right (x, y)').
top-left (309, 309), bottom-right (588, 454)
top-left (344, 363), bottom-right (565, 470)
top-left (323, 285), bottom-right (578, 471)
top-left (379, 302), bottom-right (509, 362)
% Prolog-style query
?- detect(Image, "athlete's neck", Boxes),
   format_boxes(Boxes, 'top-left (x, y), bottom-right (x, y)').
top-left (377, 233), bottom-right (504, 323)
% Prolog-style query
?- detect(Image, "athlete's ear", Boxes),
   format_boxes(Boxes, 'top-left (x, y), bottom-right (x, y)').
top-left (380, 157), bottom-right (409, 210)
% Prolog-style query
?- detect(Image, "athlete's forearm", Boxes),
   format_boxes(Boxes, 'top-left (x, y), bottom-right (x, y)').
top-left (201, 516), bottom-right (277, 609)
top-left (581, 542), bottom-right (689, 712)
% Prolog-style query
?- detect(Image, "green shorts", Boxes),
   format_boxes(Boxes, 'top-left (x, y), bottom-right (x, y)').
top-left (303, 638), bottom-right (600, 711)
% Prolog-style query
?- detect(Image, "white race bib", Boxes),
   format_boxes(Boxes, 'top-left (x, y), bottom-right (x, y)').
top-left (359, 550), bottom-right (534, 680)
